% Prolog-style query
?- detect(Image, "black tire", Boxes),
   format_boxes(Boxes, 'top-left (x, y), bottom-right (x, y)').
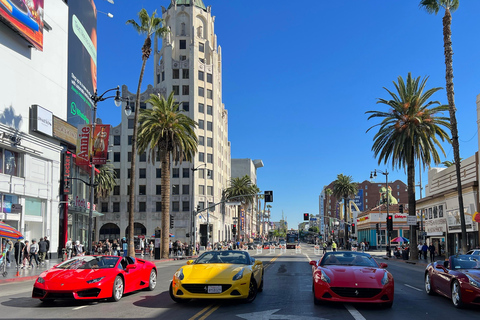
top-left (258, 272), bottom-right (264, 293)
top-left (451, 280), bottom-right (464, 308)
top-left (146, 269), bottom-right (157, 291)
top-left (425, 273), bottom-right (436, 296)
top-left (169, 282), bottom-right (189, 303)
top-left (110, 276), bottom-right (124, 302)
top-left (40, 299), bottom-right (55, 304)
top-left (383, 301), bottom-right (393, 308)
top-left (245, 277), bottom-right (258, 303)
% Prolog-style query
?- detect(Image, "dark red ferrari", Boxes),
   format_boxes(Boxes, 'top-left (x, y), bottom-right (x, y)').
top-left (425, 254), bottom-right (480, 308)
top-left (32, 255), bottom-right (157, 303)
top-left (310, 252), bottom-right (394, 308)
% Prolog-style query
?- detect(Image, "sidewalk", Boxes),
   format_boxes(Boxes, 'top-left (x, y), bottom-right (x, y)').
top-left (367, 249), bottom-right (433, 268)
top-left (0, 254), bottom-right (196, 284)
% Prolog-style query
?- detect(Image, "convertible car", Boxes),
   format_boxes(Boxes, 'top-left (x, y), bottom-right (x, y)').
top-left (170, 250), bottom-right (263, 303)
top-left (32, 256), bottom-right (157, 303)
top-left (425, 254), bottom-right (480, 308)
top-left (310, 252), bottom-right (394, 308)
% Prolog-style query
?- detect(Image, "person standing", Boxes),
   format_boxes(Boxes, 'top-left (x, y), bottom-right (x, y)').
top-left (140, 238), bottom-right (145, 257)
top-left (65, 238), bottom-right (73, 259)
top-left (322, 242), bottom-right (327, 255)
top-left (417, 243), bottom-right (423, 259)
top-left (149, 241), bottom-right (154, 257)
top-left (331, 241), bottom-right (337, 252)
top-left (29, 240), bottom-right (39, 268)
top-left (38, 238), bottom-right (47, 265)
top-left (44, 236), bottom-right (50, 260)
top-left (14, 240), bottom-right (25, 268)
top-left (122, 238), bottom-right (128, 257)
top-left (422, 242), bottom-right (428, 260)
top-left (428, 243), bottom-right (436, 262)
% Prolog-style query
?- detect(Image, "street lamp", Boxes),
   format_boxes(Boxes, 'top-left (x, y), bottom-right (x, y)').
top-left (191, 163), bottom-right (207, 252)
top-left (370, 169), bottom-right (391, 256)
top-left (87, 86), bottom-right (129, 255)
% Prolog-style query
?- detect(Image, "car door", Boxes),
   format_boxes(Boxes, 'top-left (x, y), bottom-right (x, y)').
top-left (433, 260), bottom-right (453, 296)
top-left (250, 257), bottom-right (262, 285)
top-left (122, 257), bottom-right (142, 293)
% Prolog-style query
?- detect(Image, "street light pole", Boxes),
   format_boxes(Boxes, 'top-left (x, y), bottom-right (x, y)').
top-left (191, 163), bottom-right (206, 249)
top-left (371, 169), bottom-right (390, 256)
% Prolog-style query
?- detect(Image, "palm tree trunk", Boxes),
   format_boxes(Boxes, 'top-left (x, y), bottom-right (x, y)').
top-left (161, 147), bottom-right (171, 259)
top-left (127, 55), bottom-right (148, 256)
top-left (344, 198), bottom-right (348, 249)
top-left (443, 8), bottom-right (467, 254)
top-left (407, 149), bottom-right (418, 259)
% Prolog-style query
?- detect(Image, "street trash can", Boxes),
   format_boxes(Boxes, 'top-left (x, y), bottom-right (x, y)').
top-left (402, 250), bottom-right (409, 260)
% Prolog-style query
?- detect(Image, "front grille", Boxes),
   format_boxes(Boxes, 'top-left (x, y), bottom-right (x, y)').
top-left (32, 288), bottom-right (46, 298)
top-left (330, 287), bottom-right (382, 298)
top-left (77, 288), bottom-right (101, 298)
top-left (182, 284), bottom-right (231, 294)
top-left (46, 292), bottom-right (75, 299)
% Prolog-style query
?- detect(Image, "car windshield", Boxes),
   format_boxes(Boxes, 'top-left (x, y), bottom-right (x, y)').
top-left (56, 256), bottom-right (120, 269)
top-left (195, 251), bottom-right (249, 264)
top-left (451, 255), bottom-right (480, 270)
top-left (320, 252), bottom-right (378, 267)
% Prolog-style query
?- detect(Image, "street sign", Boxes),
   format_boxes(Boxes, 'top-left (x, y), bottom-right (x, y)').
top-left (407, 216), bottom-right (417, 226)
top-left (11, 204), bottom-right (22, 213)
top-left (226, 202), bottom-right (241, 206)
top-left (309, 218), bottom-right (317, 221)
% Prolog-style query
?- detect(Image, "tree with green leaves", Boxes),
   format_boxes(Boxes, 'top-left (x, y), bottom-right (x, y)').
top-left (419, 0), bottom-right (467, 254)
top-left (332, 174), bottom-right (358, 248)
top-left (324, 187), bottom-right (333, 232)
top-left (125, 9), bottom-right (170, 256)
top-left (136, 91), bottom-right (197, 259)
top-left (94, 164), bottom-right (117, 201)
top-left (366, 73), bottom-right (450, 258)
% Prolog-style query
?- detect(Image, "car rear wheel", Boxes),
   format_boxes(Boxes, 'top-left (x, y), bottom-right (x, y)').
top-left (451, 280), bottom-right (464, 308)
top-left (169, 282), bottom-right (189, 303)
top-left (425, 273), bottom-right (435, 295)
top-left (110, 276), bottom-right (124, 302)
top-left (245, 277), bottom-right (258, 303)
top-left (147, 269), bottom-right (157, 291)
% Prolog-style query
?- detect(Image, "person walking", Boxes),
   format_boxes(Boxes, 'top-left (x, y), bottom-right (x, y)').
top-left (38, 238), bottom-right (47, 265)
top-left (417, 243), bottom-right (423, 260)
top-left (322, 242), bottom-right (327, 255)
top-left (140, 238), bottom-right (145, 257)
top-left (74, 241), bottom-right (84, 256)
top-left (122, 238), bottom-right (128, 257)
top-left (428, 243), bottom-right (436, 262)
top-left (331, 241), bottom-right (337, 252)
top-left (22, 241), bottom-right (30, 269)
top-left (44, 236), bottom-right (50, 260)
top-left (422, 243), bottom-right (428, 260)
top-left (14, 240), bottom-right (25, 268)
top-left (29, 240), bottom-right (39, 268)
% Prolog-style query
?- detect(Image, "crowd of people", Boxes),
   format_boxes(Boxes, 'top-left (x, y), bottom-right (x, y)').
top-left (1, 237), bottom-right (50, 269)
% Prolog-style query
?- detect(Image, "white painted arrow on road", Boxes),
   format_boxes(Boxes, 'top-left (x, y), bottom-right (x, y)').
top-left (236, 309), bottom-right (329, 320)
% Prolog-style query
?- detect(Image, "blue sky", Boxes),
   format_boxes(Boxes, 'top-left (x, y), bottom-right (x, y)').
top-left (95, 0), bottom-right (480, 229)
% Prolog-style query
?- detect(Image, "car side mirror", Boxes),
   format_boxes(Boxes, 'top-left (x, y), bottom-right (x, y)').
top-left (380, 263), bottom-right (388, 269)
top-left (443, 260), bottom-right (449, 269)
top-left (126, 264), bottom-right (136, 271)
top-left (309, 261), bottom-right (317, 267)
top-left (255, 260), bottom-right (262, 266)
top-left (186, 260), bottom-right (194, 265)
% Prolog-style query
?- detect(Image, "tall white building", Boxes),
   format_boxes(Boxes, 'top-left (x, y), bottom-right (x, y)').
top-left (99, 0), bottom-right (233, 247)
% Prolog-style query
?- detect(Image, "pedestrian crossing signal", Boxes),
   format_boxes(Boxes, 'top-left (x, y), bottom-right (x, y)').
top-left (386, 215), bottom-right (393, 232)
top-left (303, 213), bottom-right (309, 221)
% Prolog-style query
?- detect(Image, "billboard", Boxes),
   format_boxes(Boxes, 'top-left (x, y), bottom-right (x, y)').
top-left (91, 124), bottom-right (110, 165)
top-left (0, 0), bottom-right (44, 50)
top-left (353, 189), bottom-right (364, 212)
top-left (67, 0), bottom-right (97, 129)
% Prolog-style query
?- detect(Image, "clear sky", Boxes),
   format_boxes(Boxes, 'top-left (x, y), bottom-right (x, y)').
top-left (95, 0), bottom-right (480, 229)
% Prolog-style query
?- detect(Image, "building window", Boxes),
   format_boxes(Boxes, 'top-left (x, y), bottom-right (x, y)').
top-left (198, 103), bottom-right (204, 113)
top-left (207, 137), bottom-right (213, 147)
top-left (182, 102), bottom-right (189, 111)
top-left (128, 152), bottom-right (132, 162)
top-left (140, 102), bottom-right (146, 109)
top-left (156, 168), bottom-right (161, 178)
top-left (207, 169), bottom-right (213, 179)
top-left (397, 185), bottom-right (399, 189)
top-left (207, 89), bottom-right (213, 99)
top-left (183, 168), bottom-right (190, 178)
top-left (365, 199), bottom-right (368, 203)
top-left (207, 153), bottom-right (213, 163)
top-left (156, 202), bottom-right (162, 212)
top-left (114, 169), bottom-right (120, 179)
top-left (182, 69), bottom-right (189, 79)
top-left (207, 121), bottom-right (213, 131)
top-left (182, 201), bottom-right (190, 212)
top-left (173, 69), bottom-right (179, 79)
top-left (114, 136), bottom-right (120, 145)
top-left (156, 185), bottom-right (161, 195)
top-left (172, 201), bottom-right (180, 212)
top-left (182, 85), bottom-right (189, 95)
top-left (128, 135), bottom-right (132, 145)
top-left (199, 42), bottom-right (205, 52)
top-left (139, 168), bottom-right (146, 179)
top-left (198, 87), bottom-right (204, 97)
top-left (113, 202), bottom-right (120, 212)
top-left (207, 105), bottom-right (213, 115)
top-left (180, 55), bottom-right (187, 61)
top-left (128, 169), bottom-right (131, 179)
top-left (182, 184), bottom-right (189, 195)
top-left (139, 185), bottom-right (146, 195)
top-left (207, 73), bottom-right (213, 83)
top-left (172, 185), bottom-right (179, 195)
top-left (172, 168), bottom-right (179, 178)
top-left (139, 202), bottom-right (146, 212)
top-left (114, 152), bottom-right (120, 162)
top-left (199, 120), bottom-right (204, 129)
top-left (199, 169), bottom-right (205, 179)
top-left (207, 186), bottom-right (213, 196)
top-left (199, 58), bottom-right (205, 63)
top-left (199, 152), bottom-right (205, 162)
top-left (365, 185), bottom-right (368, 190)
top-left (199, 136), bottom-right (204, 146)
top-left (198, 71), bottom-right (204, 81)
top-left (113, 185), bottom-right (120, 195)
top-left (101, 202), bottom-right (108, 212)
top-left (140, 153), bottom-right (146, 162)
top-left (199, 185), bottom-right (205, 195)
top-left (173, 85), bottom-right (179, 95)
top-left (179, 40), bottom-right (186, 49)
top-left (128, 119), bottom-right (134, 129)
top-left (161, 71), bottom-right (165, 81)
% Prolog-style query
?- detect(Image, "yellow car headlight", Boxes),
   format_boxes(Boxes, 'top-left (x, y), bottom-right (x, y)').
top-left (232, 268), bottom-right (244, 281)
top-left (175, 268), bottom-right (184, 280)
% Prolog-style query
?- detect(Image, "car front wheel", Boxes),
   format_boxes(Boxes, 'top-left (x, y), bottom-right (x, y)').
top-left (110, 276), bottom-right (124, 302)
top-left (147, 269), bottom-right (157, 291)
top-left (451, 280), bottom-right (464, 308)
top-left (425, 273), bottom-right (435, 295)
top-left (245, 277), bottom-right (258, 303)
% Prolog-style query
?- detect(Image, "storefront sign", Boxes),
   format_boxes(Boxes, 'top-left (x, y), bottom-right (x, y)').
top-left (425, 218), bottom-right (447, 234)
top-left (53, 116), bottom-right (77, 145)
top-left (31, 105), bottom-right (52, 136)
top-left (447, 209), bottom-right (475, 232)
top-left (71, 196), bottom-right (95, 211)
top-left (62, 153), bottom-right (72, 194)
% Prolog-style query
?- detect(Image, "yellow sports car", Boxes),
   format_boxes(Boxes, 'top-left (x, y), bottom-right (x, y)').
top-left (169, 250), bottom-right (264, 303)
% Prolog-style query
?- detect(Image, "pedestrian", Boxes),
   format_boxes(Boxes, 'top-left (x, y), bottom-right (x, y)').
top-left (66, 238), bottom-right (73, 259)
top-left (29, 240), bottom-right (39, 267)
top-left (428, 243), bottom-right (436, 262)
top-left (360, 241), bottom-right (365, 253)
top-left (417, 243), bottom-right (423, 259)
top-left (331, 241), bottom-right (337, 252)
top-left (74, 241), bottom-right (84, 256)
top-left (149, 241), bottom-right (154, 257)
top-left (38, 237), bottom-right (47, 265)
top-left (169, 240), bottom-right (173, 256)
top-left (4, 239), bottom-right (13, 267)
top-left (14, 240), bottom-right (25, 267)
top-left (44, 236), bottom-right (50, 260)
top-left (422, 242), bottom-right (428, 260)
top-left (22, 240), bottom-right (30, 269)
top-left (140, 237), bottom-right (145, 257)
top-left (122, 238), bottom-right (128, 257)
top-left (323, 242), bottom-right (327, 255)
top-left (196, 242), bottom-right (200, 254)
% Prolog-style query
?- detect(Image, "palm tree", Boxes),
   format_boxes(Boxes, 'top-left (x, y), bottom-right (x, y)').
top-left (419, 1), bottom-right (466, 254)
top-left (366, 73), bottom-right (451, 258)
top-left (223, 175), bottom-right (256, 242)
top-left (137, 91), bottom-right (198, 258)
top-left (324, 188), bottom-right (333, 232)
top-left (95, 164), bottom-right (117, 201)
top-left (332, 174), bottom-right (358, 248)
top-left (125, 9), bottom-right (169, 256)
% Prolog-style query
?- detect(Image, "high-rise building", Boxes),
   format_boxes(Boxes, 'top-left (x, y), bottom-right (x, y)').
top-left (99, 0), bottom-right (233, 247)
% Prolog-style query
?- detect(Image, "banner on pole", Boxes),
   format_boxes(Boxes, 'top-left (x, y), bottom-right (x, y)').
top-left (76, 124), bottom-right (92, 166)
top-left (91, 124), bottom-right (110, 165)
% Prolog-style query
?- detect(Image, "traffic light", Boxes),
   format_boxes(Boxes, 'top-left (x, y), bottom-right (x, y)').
top-left (265, 191), bottom-right (273, 202)
top-left (386, 215), bottom-right (393, 232)
top-left (351, 223), bottom-right (355, 233)
top-left (170, 214), bottom-right (174, 229)
top-left (232, 224), bottom-right (237, 235)
top-left (376, 223), bottom-right (380, 234)
top-left (399, 204), bottom-right (404, 213)
top-left (303, 213), bottom-right (309, 221)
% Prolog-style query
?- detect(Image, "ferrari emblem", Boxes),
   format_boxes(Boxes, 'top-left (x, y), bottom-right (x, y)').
top-left (355, 283), bottom-right (358, 286)
top-left (61, 284), bottom-right (64, 286)
top-left (355, 290), bottom-right (359, 296)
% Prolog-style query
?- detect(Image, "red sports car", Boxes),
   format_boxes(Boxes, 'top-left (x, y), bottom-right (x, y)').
top-left (310, 251), bottom-right (394, 308)
top-left (425, 254), bottom-right (480, 308)
top-left (32, 255), bottom-right (157, 303)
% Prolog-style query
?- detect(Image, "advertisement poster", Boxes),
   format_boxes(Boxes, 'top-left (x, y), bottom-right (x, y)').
top-left (0, 0), bottom-right (44, 50)
top-left (76, 124), bottom-right (92, 166)
top-left (91, 124), bottom-right (110, 165)
top-left (67, 0), bottom-right (97, 129)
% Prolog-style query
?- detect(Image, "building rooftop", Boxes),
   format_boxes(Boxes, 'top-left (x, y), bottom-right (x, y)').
top-left (168, 0), bottom-right (207, 10)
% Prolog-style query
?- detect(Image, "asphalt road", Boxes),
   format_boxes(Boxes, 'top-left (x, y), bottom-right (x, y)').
top-left (0, 245), bottom-right (478, 319)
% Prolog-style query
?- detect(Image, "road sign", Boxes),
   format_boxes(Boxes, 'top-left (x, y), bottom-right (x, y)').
top-left (309, 218), bottom-right (317, 221)
top-left (407, 216), bottom-right (417, 225)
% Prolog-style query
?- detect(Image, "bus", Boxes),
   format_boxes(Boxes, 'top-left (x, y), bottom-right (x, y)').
top-left (286, 231), bottom-right (298, 249)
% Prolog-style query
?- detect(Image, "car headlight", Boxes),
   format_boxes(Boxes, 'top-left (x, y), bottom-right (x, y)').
top-left (37, 277), bottom-right (45, 284)
top-left (175, 268), bottom-right (184, 280)
top-left (86, 277), bottom-right (105, 284)
top-left (381, 271), bottom-right (389, 285)
top-left (466, 274), bottom-right (480, 288)
top-left (232, 268), bottom-right (245, 281)
top-left (320, 270), bottom-right (331, 284)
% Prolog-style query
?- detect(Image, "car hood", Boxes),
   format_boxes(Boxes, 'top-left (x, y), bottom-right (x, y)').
top-left (39, 268), bottom-right (110, 286)
top-left (322, 266), bottom-right (386, 287)
top-left (464, 269), bottom-right (480, 282)
top-left (181, 264), bottom-right (246, 282)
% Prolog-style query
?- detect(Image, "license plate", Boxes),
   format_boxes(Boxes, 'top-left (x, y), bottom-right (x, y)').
top-left (207, 285), bottom-right (222, 293)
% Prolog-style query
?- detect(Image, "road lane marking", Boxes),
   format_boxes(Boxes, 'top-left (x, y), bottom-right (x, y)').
top-left (344, 304), bottom-right (366, 320)
top-left (189, 305), bottom-right (214, 320)
top-left (72, 306), bottom-right (88, 310)
top-left (404, 284), bottom-right (422, 292)
top-left (199, 304), bottom-right (220, 320)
